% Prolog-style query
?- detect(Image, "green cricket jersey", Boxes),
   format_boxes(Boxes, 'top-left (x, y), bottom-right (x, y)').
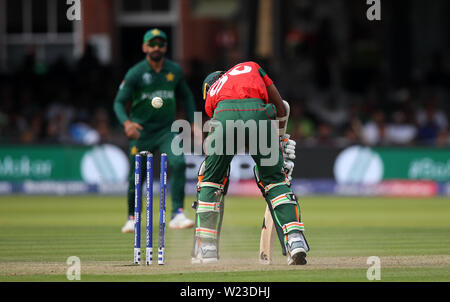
top-left (113, 58), bottom-right (195, 134)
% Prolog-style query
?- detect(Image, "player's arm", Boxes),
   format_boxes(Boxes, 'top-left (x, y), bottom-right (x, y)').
top-left (113, 71), bottom-right (143, 139)
top-left (257, 64), bottom-right (286, 132)
top-left (267, 84), bottom-right (287, 132)
top-left (267, 83), bottom-right (295, 165)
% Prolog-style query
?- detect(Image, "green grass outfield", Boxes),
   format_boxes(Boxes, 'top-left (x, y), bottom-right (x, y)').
top-left (0, 195), bottom-right (449, 282)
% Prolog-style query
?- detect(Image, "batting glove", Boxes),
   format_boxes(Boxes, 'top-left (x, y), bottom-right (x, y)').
top-left (283, 159), bottom-right (295, 182)
top-left (281, 134), bottom-right (296, 160)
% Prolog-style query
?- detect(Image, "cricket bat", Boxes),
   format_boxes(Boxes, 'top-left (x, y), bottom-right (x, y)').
top-left (259, 206), bottom-right (275, 264)
top-left (259, 100), bottom-right (290, 264)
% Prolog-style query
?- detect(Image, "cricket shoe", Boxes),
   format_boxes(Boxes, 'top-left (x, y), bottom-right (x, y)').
top-left (121, 216), bottom-right (134, 234)
top-left (192, 239), bottom-right (218, 264)
top-left (286, 232), bottom-right (307, 265)
top-left (169, 208), bottom-right (195, 229)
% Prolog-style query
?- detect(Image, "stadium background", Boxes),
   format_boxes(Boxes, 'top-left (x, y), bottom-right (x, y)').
top-left (0, 0), bottom-right (450, 285)
top-left (0, 0), bottom-right (449, 197)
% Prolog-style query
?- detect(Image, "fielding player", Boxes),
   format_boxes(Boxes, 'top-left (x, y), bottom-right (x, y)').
top-left (192, 61), bottom-right (309, 265)
top-left (113, 28), bottom-right (196, 233)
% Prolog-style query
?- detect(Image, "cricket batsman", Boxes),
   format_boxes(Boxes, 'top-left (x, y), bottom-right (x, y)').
top-left (113, 28), bottom-right (196, 233)
top-left (192, 61), bottom-right (309, 264)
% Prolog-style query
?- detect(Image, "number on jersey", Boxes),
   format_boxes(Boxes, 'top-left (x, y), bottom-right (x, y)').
top-left (209, 65), bottom-right (253, 97)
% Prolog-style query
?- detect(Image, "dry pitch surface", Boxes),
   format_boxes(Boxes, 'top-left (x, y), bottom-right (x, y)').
top-left (2, 255), bottom-right (449, 275)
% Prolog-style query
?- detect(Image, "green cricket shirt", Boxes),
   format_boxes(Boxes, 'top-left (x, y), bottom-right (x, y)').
top-left (113, 58), bottom-right (195, 134)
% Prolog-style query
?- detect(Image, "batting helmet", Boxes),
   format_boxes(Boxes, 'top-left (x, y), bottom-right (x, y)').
top-left (202, 71), bottom-right (224, 100)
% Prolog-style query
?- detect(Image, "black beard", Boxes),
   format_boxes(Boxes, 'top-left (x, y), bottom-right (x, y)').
top-left (149, 52), bottom-right (163, 62)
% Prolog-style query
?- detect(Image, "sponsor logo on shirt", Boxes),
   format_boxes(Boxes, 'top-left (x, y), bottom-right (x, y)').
top-left (166, 72), bottom-right (175, 82)
top-left (142, 73), bottom-right (153, 84)
top-left (141, 90), bottom-right (174, 101)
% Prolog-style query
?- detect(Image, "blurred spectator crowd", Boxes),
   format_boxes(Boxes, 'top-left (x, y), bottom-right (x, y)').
top-left (0, 43), bottom-right (449, 149)
top-left (0, 45), bottom-right (125, 147)
top-left (277, 27), bottom-right (450, 148)
top-left (285, 89), bottom-right (449, 147)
